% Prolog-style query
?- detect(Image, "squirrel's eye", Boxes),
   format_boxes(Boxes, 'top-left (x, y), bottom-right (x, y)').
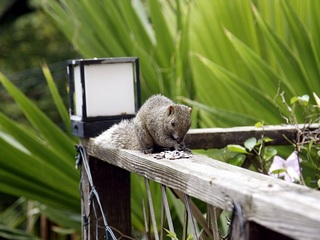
top-left (171, 120), bottom-right (176, 127)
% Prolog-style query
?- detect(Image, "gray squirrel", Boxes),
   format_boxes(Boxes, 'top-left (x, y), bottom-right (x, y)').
top-left (94, 94), bottom-right (192, 153)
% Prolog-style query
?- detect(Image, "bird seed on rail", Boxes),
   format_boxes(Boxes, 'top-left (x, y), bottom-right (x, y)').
top-left (153, 150), bottom-right (192, 160)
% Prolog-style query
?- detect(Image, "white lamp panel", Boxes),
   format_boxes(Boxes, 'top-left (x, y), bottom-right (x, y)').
top-left (84, 63), bottom-right (135, 117)
top-left (74, 65), bottom-right (83, 117)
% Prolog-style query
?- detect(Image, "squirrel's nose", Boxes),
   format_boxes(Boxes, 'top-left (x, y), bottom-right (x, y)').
top-left (172, 133), bottom-right (179, 141)
top-left (172, 133), bottom-right (184, 143)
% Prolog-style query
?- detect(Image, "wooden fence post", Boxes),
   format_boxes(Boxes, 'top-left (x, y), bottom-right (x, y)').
top-left (82, 155), bottom-right (131, 239)
top-left (247, 221), bottom-right (293, 240)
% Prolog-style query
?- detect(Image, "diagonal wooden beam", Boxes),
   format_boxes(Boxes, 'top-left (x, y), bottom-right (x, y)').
top-left (86, 139), bottom-right (320, 240)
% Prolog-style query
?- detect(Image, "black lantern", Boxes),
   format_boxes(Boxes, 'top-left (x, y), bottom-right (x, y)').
top-left (67, 57), bottom-right (140, 138)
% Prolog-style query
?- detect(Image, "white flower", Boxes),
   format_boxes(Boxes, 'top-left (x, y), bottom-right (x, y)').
top-left (268, 151), bottom-right (302, 183)
top-left (313, 92), bottom-right (320, 109)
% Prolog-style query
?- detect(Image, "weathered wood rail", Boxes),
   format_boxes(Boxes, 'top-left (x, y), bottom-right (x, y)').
top-left (82, 124), bottom-right (320, 240)
top-left (185, 124), bottom-right (317, 149)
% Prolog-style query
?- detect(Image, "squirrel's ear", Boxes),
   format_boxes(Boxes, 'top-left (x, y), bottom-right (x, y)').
top-left (167, 105), bottom-right (174, 116)
top-left (188, 107), bottom-right (192, 113)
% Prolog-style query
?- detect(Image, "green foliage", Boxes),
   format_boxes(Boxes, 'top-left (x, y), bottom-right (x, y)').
top-left (164, 228), bottom-right (193, 240)
top-left (279, 93), bottom-right (320, 187)
top-left (0, 70), bottom-right (80, 233)
top-left (39, 0), bottom-right (194, 102)
top-left (0, 8), bottom-right (77, 128)
top-left (227, 145), bottom-right (250, 155)
top-left (41, 63), bottom-right (71, 135)
top-left (38, 0), bottom-right (319, 129)
top-left (189, 0), bottom-right (320, 127)
top-left (226, 133), bottom-right (278, 173)
top-left (0, 10), bottom-right (76, 73)
top-left (164, 228), bottom-right (179, 240)
top-left (0, 197), bottom-right (39, 240)
top-left (226, 92), bottom-right (320, 187)
top-left (0, 225), bottom-right (39, 240)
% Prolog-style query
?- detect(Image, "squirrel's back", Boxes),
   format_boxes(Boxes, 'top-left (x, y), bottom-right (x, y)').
top-left (94, 119), bottom-right (140, 150)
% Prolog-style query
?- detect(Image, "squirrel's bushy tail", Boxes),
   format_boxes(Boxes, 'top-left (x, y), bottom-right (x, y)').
top-left (93, 119), bottom-right (141, 150)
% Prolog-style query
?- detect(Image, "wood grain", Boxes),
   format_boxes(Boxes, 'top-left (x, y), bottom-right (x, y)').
top-left (86, 138), bottom-right (320, 240)
top-left (185, 124), bottom-right (319, 149)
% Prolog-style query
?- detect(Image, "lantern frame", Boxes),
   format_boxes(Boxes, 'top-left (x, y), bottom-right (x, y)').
top-left (67, 57), bottom-right (140, 137)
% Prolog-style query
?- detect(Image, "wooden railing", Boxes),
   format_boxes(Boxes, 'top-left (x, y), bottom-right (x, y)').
top-left (80, 125), bottom-right (320, 240)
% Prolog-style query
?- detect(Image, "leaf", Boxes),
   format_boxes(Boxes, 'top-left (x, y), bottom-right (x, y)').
top-left (0, 142), bottom-right (78, 202)
top-left (0, 72), bottom-right (80, 229)
top-left (42, 63), bottom-right (72, 136)
top-left (255, 122), bottom-right (264, 127)
top-left (164, 228), bottom-right (178, 240)
top-left (186, 234), bottom-right (194, 240)
top-left (251, 3), bottom-right (309, 95)
top-left (180, 97), bottom-right (260, 127)
top-left (227, 145), bottom-right (249, 154)
top-left (290, 96), bottom-right (299, 105)
top-left (0, 111), bottom-right (77, 180)
top-left (291, 95), bottom-right (309, 106)
top-left (224, 29), bottom-right (286, 95)
top-left (271, 169), bottom-right (286, 175)
top-left (280, 0), bottom-right (320, 91)
top-left (229, 154), bottom-right (246, 167)
top-left (307, 138), bottom-right (315, 152)
top-left (0, 138), bottom-right (80, 227)
top-left (148, 0), bottom-right (174, 62)
top-left (40, 205), bottom-right (81, 230)
top-left (0, 72), bottom-right (75, 162)
top-left (0, 197), bottom-right (30, 228)
top-left (263, 147), bottom-right (278, 161)
top-left (0, 224), bottom-right (39, 240)
top-left (313, 92), bottom-right (320, 109)
top-left (244, 137), bottom-right (257, 151)
top-left (263, 137), bottom-right (274, 143)
top-left (192, 54), bottom-right (284, 124)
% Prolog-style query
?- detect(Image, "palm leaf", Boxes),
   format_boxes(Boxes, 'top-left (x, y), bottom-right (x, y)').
top-left (180, 97), bottom-right (259, 127)
top-left (251, 3), bottom-right (309, 95)
top-left (0, 224), bottom-right (39, 240)
top-left (0, 72), bottom-right (75, 163)
top-left (280, 0), bottom-right (320, 91)
top-left (0, 71), bottom-right (80, 229)
top-left (192, 54), bottom-right (284, 124)
top-left (0, 113), bottom-right (79, 191)
top-left (224, 29), bottom-right (287, 96)
top-left (42, 63), bottom-right (72, 136)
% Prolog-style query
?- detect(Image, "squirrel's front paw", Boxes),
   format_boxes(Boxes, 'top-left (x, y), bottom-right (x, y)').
top-left (143, 148), bottom-right (154, 154)
top-left (182, 147), bottom-right (192, 153)
top-left (174, 143), bottom-right (191, 153)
